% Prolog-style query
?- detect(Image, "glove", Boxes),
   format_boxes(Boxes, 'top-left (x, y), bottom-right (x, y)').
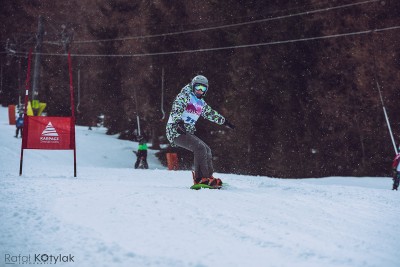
top-left (176, 120), bottom-right (186, 135)
top-left (224, 119), bottom-right (235, 130)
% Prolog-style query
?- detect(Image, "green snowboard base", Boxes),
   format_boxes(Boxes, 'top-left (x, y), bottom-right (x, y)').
top-left (190, 184), bottom-right (222, 190)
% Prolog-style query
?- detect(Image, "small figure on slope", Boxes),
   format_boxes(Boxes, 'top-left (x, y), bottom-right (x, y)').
top-left (166, 75), bottom-right (235, 188)
top-left (134, 135), bottom-right (149, 169)
top-left (391, 151), bottom-right (400, 190)
top-left (15, 113), bottom-right (24, 138)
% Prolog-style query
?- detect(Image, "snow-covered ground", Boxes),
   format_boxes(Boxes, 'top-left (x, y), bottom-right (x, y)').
top-left (0, 106), bottom-right (399, 267)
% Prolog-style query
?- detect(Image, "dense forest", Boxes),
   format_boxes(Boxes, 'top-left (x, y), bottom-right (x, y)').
top-left (1, 0), bottom-right (399, 177)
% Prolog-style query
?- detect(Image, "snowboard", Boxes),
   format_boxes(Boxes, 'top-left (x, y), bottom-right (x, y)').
top-left (190, 184), bottom-right (222, 190)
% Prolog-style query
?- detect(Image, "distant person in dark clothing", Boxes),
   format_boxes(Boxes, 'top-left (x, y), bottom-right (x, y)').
top-left (134, 136), bottom-right (149, 169)
top-left (15, 113), bottom-right (24, 138)
top-left (392, 150), bottom-right (400, 190)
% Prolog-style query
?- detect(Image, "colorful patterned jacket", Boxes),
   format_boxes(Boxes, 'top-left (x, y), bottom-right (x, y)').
top-left (166, 84), bottom-right (225, 146)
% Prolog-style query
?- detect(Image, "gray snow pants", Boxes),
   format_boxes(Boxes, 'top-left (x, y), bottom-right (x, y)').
top-left (174, 134), bottom-right (213, 179)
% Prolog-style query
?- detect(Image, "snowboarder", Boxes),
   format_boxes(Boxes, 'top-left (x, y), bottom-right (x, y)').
top-left (134, 135), bottom-right (149, 169)
top-left (15, 113), bottom-right (24, 138)
top-left (391, 151), bottom-right (400, 190)
top-left (166, 75), bottom-right (235, 187)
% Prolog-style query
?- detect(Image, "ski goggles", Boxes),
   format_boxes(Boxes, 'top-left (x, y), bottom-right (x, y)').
top-left (194, 84), bottom-right (208, 92)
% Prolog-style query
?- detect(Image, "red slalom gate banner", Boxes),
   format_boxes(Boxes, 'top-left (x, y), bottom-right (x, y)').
top-left (19, 51), bottom-right (77, 177)
top-left (22, 116), bottom-right (75, 150)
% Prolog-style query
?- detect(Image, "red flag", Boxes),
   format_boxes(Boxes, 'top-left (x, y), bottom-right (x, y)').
top-left (23, 116), bottom-right (75, 150)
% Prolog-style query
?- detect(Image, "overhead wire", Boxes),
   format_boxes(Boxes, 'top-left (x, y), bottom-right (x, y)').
top-left (0, 0), bottom-right (390, 58)
top-left (0, 0), bottom-right (335, 45)
top-left (7, 25), bottom-right (400, 58)
top-left (71, 0), bottom-right (380, 44)
top-left (0, 0), bottom-right (374, 46)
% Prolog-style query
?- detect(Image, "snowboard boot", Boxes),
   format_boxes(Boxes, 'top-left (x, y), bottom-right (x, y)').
top-left (192, 171), bottom-right (222, 187)
top-left (199, 177), bottom-right (218, 186)
top-left (191, 171), bottom-right (211, 185)
top-left (210, 175), bottom-right (223, 186)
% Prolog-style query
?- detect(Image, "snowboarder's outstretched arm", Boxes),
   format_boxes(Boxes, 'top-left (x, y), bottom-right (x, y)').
top-left (201, 104), bottom-right (235, 129)
top-left (201, 104), bottom-right (225, 125)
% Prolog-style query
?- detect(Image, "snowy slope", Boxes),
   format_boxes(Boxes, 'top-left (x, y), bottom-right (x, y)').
top-left (0, 106), bottom-right (399, 267)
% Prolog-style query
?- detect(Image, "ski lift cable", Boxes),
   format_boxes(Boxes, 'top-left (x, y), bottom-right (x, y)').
top-left (0, 0), bottom-right (332, 45)
top-left (71, 0), bottom-right (380, 44)
top-left (9, 25), bottom-right (400, 58)
top-left (147, 0), bottom-right (335, 30)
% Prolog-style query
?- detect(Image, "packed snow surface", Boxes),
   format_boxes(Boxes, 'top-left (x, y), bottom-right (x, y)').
top-left (0, 107), bottom-right (399, 267)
